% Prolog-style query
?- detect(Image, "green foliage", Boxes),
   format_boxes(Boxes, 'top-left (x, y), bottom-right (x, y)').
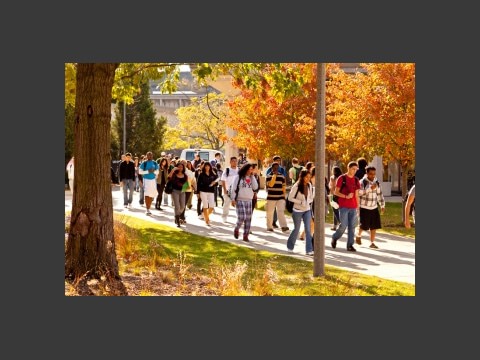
top-left (113, 80), bottom-right (167, 158)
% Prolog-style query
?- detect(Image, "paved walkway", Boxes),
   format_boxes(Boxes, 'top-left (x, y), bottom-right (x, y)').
top-left (65, 187), bottom-right (415, 285)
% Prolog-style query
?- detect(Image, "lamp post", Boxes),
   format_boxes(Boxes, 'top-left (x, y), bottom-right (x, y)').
top-left (123, 101), bottom-right (126, 155)
top-left (313, 63), bottom-right (326, 277)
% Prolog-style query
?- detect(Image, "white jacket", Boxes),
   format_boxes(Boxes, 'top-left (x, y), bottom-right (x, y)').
top-left (66, 162), bottom-right (74, 180)
top-left (288, 182), bottom-right (314, 212)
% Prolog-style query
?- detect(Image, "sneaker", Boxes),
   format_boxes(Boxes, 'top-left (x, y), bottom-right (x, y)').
top-left (306, 251), bottom-right (314, 256)
top-left (222, 217), bottom-right (228, 223)
top-left (242, 236), bottom-right (249, 242)
top-left (287, 249), bottom-right (294, 253)
top-left (124, 205), bottom-right (128, 208)
top-left (198, 214), bottom-right (204, 220)
top-left (234, 228), bottom-right (239, 239)
top-left (281, 227), bottom-right (290, 233)
top-left (331, 238), bottom-right (337, 249)
top-left (355, 236), bottom-right (362, 245)
top-left (347, 246), bottom-right (356, 252)
top-left (267, 228), bottom-right (274, 232)
top-left (369, 243), bottom-right (378, 249)
top-left (157, 207), bottom-right (163, 211)
top-left (272, 223), bottom-right (279, 229)
top-left (146, 210), bottom-right (152, 216)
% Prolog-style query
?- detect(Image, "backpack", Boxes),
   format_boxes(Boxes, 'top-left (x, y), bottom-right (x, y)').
top-left (332, 175), bottom-right (347, 203)
top-left (291, 165), bottom-right (302, 184)
top-left (286, 188), bottom-right (300, 213)
top-left (228, 176), bottom-right (241, 199)
top-left (361, 178), bottom-right (380, 191)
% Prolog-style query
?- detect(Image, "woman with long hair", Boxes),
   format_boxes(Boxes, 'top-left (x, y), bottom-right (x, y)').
top-left (168, 162), bottom-right (188, 227)
top-left (155, 157), bottom-right (169, 210)
top-left (286, 168), bottom-right (315, 255)
top-left (230, 163), bottom-right (258, 242)
top-left (197, 162), bottom-right (218, 226)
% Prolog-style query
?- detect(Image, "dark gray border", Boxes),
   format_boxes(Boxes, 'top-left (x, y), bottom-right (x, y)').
top-left (7, 1), bottom-right (452, 356)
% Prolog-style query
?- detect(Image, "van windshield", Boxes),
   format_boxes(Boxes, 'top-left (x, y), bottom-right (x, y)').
top-left (185, 151), bottom-right (211, 162)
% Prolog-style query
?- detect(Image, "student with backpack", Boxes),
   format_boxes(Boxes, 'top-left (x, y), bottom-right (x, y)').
top-left (288, 158), bottom-right (303, 186)
top-left (230, 163), bottom-right (259, 242)
top-left (356, 166), bottom-right (385, 249)
top-left (331, 161), bottom-right (361, 252)
top-left (286, 169), bottom-right (315, 255)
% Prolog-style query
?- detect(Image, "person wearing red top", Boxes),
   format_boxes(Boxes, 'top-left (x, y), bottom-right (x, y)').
top-left (331, 161), bottom-right (361, 251)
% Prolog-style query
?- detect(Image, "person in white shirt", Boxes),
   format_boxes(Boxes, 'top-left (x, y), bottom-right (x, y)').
top-left (286, 169), bottom-right (315, 255)
top-left (356, 166), bottom-right (385, 249)
top-left (66, 157), bottom-right (74, 194)
top-left (220, 156), bottom-right (239, 222)
top-left (230, 163), bottom-right (259, 241)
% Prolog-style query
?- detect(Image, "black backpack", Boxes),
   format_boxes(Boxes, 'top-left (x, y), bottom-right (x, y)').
top-left (332, 175), bottom-right (347, 202)
top-left (286, 188), bottom-right (300, 213)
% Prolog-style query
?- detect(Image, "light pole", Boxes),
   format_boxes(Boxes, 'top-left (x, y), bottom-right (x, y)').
top-left (313, 63), bottom-right (326, 277)
top-left (123, 101), bottom-right (126, 155)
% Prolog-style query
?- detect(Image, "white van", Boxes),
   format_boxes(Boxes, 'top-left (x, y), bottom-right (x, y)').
top-left (179, 148), bottom-right (225, 169)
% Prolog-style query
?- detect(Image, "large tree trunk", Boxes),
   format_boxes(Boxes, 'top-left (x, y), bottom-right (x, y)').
top-left (65, 64), bottom-right (126, 294)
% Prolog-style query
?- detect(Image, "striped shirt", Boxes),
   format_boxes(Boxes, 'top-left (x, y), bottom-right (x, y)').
top-left (266, 173), bottom-right (286, 200)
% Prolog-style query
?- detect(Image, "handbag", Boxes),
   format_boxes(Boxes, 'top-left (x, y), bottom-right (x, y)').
top-left (164, 179), bottom-right (174, 195)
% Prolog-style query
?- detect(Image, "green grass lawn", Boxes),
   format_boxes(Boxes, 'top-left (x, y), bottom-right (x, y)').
top-left (115, 215), bottom-right (415, 296)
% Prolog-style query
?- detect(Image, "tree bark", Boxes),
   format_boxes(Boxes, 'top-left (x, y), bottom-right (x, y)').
top-left (65, 64), bottom-right (126, 294)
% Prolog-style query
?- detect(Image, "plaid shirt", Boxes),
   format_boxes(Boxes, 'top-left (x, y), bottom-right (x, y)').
top-left (358, 177), bottom-right (385, 209)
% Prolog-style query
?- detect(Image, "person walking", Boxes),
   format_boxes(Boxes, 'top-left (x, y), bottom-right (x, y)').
top-left (119, 152), bottom-right (136, 208)
top-left (265, 162), bottom-right (289, 233)
top-left (138, 152), bottom-right (159, 215)
top-left (266, 155), bottom-right (287, 228)
top-left (215, 163), bottom-right (224, 207)
top-left (356, 166), bottom-right (385, 249)
top-left (329, 166), bottom-right (342, 231)
top-left (221, 156), bottom-right (239, 223)
top-left (404, 184), bottom-right (416, 228)
top-left (331, 161), bottom-right (361, 252)
top-left (230, 163), bottom-right (259, 242)
top-left (155, 157), bottom-right (169, 210)
top-left (168, 162), bottom-right (188, 227)
top-left (286, 169), bottom-right (315, 255)
top-left (197, 162), bottom-right (218, 226)
top-left (66, 157), bottom-right (74, 194)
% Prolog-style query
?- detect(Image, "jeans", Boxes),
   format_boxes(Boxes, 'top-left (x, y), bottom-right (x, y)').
top-left (332, 207), bottom-right (358, 247)
top-left (287, 210), bottom-right (313, 253)
top-left (122, 179), bottom-right (134, 205)
top-left (139, 182), bottom-right (144, 204)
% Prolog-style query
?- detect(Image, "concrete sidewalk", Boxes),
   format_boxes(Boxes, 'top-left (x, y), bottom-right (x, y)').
top-left (65, 187), bottom-right (415, 285)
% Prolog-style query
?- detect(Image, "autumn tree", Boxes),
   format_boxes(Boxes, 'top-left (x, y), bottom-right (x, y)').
top-left (327, 63), bottom-right (415, 196)
top-left (224, 63), bottom-right (336, 163)
top-left (174, 92), bottom-right (228, 150)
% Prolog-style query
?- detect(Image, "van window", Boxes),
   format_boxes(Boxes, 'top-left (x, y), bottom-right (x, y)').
top-left (184, 151), bottom-right (195, 162)
top-left (180, 149), bottom-right (225, 168)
